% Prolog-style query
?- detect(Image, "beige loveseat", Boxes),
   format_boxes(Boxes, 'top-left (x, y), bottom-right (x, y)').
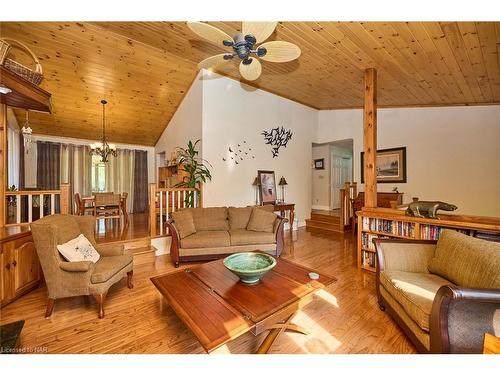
top-left (374, 230), bottom-right (500, 353)
top-left (166, 205), bottom-right (287, 267)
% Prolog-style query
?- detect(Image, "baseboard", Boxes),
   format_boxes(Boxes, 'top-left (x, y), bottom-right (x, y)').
top-left (152, 236), bottom-right (170, 256)
top-left (312, 205), bottom-right (330, 211)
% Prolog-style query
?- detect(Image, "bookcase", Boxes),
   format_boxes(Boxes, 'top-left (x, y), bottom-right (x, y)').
top-left (357, 208), bottom-right (500, 272)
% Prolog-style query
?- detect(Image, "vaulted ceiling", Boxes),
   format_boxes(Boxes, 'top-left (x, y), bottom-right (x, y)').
top-left (1, 22), bottom-right (499, 146)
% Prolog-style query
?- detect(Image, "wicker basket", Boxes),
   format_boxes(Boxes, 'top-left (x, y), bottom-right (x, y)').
top-left (0, 38), bottom-right (43, 85)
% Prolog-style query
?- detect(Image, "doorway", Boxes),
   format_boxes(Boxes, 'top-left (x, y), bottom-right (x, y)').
top-left (311, 139), bottom-right (353, 212)
top-left (330, 140), bottom-right (353, 210)
top-left (330, 155), bottom-right (352, 209)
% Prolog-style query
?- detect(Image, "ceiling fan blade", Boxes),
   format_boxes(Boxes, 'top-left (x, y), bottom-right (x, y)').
top-left (198, 54), bottom-right (232, 70)
top-left (186, 22), bottom-right (234, 47)
top-left (242, 22), bottom-right (278, 44)
top-left (258, 41), bottom-right (301, 63)
top-left (239, 58), bottom-right (262, 81)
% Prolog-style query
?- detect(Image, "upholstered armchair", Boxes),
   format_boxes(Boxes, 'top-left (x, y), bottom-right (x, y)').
top-left (30, 214), bottom-right (134, 319)
top-left (374, 232), bottom-right (500, 353)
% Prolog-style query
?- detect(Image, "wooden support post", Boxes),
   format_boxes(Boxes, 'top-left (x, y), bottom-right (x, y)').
top-left (59, 183), bottom-right (70, 214)
top-left (0, 104), bottom-right (6, 227)
top-left (363, 68), bottom-right (377, 208)
top-left (149, 183), bottom-right (157, 237)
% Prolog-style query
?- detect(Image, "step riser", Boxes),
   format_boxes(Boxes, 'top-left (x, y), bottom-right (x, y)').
top-left (310, 214), bottom-right (340, 224)
top-left (305, 219), bottom-right (341, 231)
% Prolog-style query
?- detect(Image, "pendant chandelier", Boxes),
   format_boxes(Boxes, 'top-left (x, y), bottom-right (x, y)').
top-left (89, 99), bottom-right (117, 162)
top-left (22, 110), bottom-right (33, 154)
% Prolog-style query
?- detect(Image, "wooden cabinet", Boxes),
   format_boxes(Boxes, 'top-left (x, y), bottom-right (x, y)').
top-left (0, 232), bottom-right (41, 307)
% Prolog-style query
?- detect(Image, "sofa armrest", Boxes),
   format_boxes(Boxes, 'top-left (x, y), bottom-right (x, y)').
top-left (274, 216), bottom-right (288, 257)
top-left (374, 239), bottom-right (437, 274)
top-left (97, 243), bottom-right (125, 257)
top-left (430, 285), bottom-right (500, 354)
top-left (165, 220), bottom-right (180, 267)
top-left (59, 261), bottom-right (94, 272)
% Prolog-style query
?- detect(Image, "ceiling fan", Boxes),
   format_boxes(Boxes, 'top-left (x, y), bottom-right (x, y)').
top-left (186, 21), bottom-right (301, 81)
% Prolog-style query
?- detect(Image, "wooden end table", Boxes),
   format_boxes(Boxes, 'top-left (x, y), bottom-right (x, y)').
top-left (151, 256), bottom-right (336, 354)
top-left (273, 202), bottom-right (295, 231)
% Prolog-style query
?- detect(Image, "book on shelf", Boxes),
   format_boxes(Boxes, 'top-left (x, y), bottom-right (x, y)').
top-left (361, 250), bottom-right (377, 268)
top-left (362, 217), bottom-right (415, 237)
top-left (361, 232), bottom-right (391, 250)
top-left (420, 225), bottom-right (470, 240)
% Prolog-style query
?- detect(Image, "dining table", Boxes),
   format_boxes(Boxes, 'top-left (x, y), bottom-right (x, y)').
top-left (80, 194), bottom-right (129, 224)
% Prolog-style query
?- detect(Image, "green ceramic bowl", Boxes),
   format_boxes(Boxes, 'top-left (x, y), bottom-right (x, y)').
top-left (223, 252), bottom-right (277, 284)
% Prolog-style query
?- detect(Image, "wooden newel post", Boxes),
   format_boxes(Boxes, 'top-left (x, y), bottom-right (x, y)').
top-left (149, 183), bottom-right (157, 237)
top-left (60, 183), bottom-right (70, 214)
top-left (363, 68), bottom-right (377, 208)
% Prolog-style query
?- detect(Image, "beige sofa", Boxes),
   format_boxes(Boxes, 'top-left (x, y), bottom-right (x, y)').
top-left (374, 230), bottom-right (500, 353)
top-left (166, 205), bottom-right (287, 267)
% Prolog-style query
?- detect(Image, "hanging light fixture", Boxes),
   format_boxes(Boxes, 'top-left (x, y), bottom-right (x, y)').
top-left (22, 110), bottom-right (33, 154)
top-left (89, 99), bottom-right (117, 162)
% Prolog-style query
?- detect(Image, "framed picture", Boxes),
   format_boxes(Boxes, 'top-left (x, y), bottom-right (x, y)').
top-left (257, 170), bottom-right (277, 205)
top-left (361, 147), bottom-right (407, 183)
top-left (314, 158), bottom-right (325, 170)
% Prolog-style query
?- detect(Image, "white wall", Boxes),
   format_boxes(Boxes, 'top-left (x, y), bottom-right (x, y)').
top-left (154, 71), bottom-right (203, 175)
top-left (201, 72), bottom-right (317, 226)
top-left (24, 134), bottom-right (156, 188)
top-left (317, 106), bottom-right (500, 216)
top-left (312, 144), bottom-right (330, 210)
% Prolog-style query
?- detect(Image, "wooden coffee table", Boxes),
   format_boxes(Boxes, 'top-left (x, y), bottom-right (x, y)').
top-left (151, 256), bottom-right (336, 354)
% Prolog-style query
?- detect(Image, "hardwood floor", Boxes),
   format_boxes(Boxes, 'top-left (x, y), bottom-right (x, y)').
top-left (94, 213), bottom-right (150, 244)
top-left (0, 228), bottom-right (416, 354)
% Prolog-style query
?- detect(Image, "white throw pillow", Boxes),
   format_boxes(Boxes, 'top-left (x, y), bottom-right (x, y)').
top-left (57, 234), bottom-right (100, 263)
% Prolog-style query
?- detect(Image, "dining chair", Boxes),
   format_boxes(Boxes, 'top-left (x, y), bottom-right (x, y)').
top-left (74, 192), bottom-right (94, 216)
top-left (94, 193), bottom-right (121, 220)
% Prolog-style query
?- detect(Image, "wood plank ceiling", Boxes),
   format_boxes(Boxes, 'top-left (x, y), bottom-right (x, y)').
top-left (1, 22), bottom-right (499, 146)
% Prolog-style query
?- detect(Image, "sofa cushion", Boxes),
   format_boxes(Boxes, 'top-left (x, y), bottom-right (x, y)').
top-left (186, 207), bottom-right (229, 231)
top-left (229, 229), bottom-right (276, 246)
top-left (428, 230), bottom-right (500, 289)
top-left (380, 270), bottom-right (453, 332)
top-left (247, 208), bottom-right (277, 233)
top-left (91, 255), bottom-right (133, 284)
top-left (256, 205), bottom-right (275, 212)
top-left (228, 207), bottom-right (253, 229)
top-left (171, 210), bottom-right (196, 239)
top-left (180, 231), bottom-right (231, 249)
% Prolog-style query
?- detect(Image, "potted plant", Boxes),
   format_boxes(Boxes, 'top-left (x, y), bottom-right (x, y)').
top-left (174, 140), bottom-right (212, 207)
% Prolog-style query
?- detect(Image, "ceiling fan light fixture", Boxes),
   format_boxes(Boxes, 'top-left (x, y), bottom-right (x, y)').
top-left (188, 21), bottom-right (301, 81)
top-left (257, 47), bottom-right (267, 57)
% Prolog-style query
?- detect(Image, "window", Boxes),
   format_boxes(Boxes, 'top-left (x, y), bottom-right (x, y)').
top-left (91, 156), bottom-right (106, 192)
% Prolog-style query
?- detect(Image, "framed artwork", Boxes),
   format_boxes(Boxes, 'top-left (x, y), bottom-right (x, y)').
top-left (314, 158), bottom-right (325, 170)
top-left (257, 170), bottom-right (277, 205)
top-left (361, 147), bottom-right (407, 183)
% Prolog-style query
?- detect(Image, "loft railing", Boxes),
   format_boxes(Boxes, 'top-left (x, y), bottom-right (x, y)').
top-left (339, 181), bottom-right (357, 230)
top-left (148, 184), bottom-right (201, 237)
top-left (4, 183), bottom-right (70, 227)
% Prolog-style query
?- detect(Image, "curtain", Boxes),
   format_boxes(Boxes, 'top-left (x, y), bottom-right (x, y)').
top-left (133, 150), bottom-right (149, 213)
top-left (105, 149), bottom-right (135, 213)
top-left (19, 132), bottom-right (25, 190)
top-left (37, 141), bottom-right (61, 189)
top-left (7, 126), bottom-right (20, 189)
top-left (61, 144), bottom-right (92, 214)
top-left (37, 141), bottom-right (61, 215)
